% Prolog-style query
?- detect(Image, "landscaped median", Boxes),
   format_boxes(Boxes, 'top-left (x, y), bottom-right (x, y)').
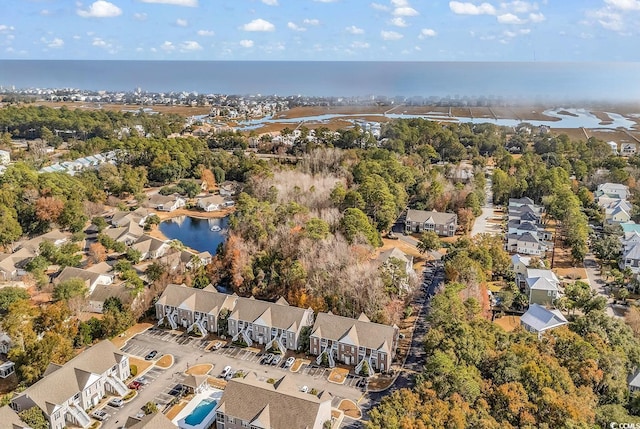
top-left (290, 358), bottom-right (310, 373)
top-left (185, 363), bottom-right (213, 376)
top-left (338, 399), bottom-right (362, 420)
top-left (327, 367), bottom-right (349, 384)
top-left (155, 354), bottom-right (174, 369)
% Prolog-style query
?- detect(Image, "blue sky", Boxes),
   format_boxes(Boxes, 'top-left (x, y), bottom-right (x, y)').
top-left (1, 0), bottom-right (639, 61)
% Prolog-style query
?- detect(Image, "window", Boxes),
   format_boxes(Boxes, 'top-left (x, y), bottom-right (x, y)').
top-left (217, 413), bottom-right (224, 422)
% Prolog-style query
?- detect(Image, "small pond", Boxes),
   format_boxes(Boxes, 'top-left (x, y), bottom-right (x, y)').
top-left (158, 216), bottom-right (228, 255)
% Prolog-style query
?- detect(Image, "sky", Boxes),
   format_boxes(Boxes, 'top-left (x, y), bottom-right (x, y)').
top-left (0, 0), bottom-right (639, 61)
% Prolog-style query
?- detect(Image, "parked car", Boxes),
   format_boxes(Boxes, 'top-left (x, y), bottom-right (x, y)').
top-left (300, 385), bottom-right (309, 393)
top-left (220, 365), bottom-right (232, 378)
top-left (134, 376), bottom-right (148, 385)
top-left (144, 350), bottom-right (158, 360)
top-left (261, 353), bottom-right (274, 365)
top-left (271, 355), bottom-right (282, 366)
top-left (135, 411), bottom-right (145, 419)
top-left (284, 357), bottom-right (296, 368)
top-left (128, 381), bottom-right (141, 390)
top-left (108, 398), bottom-right (124, 408)
top-left (92, 410), bottom-right (109, 421)
top-left (224, 370), bottom-right (236, 381)
top-left (211, 341), bottom-right (223, 350)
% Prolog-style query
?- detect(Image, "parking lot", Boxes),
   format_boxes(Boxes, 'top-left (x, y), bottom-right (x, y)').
top-left (99, 326), bottom-right (369, 428)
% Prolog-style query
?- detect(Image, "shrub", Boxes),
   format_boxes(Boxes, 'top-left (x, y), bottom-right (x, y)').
top-left (130, 365), bottom-right (138, 377)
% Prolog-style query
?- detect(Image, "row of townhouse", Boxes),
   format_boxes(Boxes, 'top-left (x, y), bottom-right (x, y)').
top-left (0, 230), bottom-right (70, 281)
top-left (512, 254), bottom-right (561, 306)
top-left (9, 341), bottom-right (129, 429)
top-left (155, 284), bottom-right (399, 373)
top-left (39, 151), bottom-right (118, 176)
top-left (505, 197), bottom-right (552, 256)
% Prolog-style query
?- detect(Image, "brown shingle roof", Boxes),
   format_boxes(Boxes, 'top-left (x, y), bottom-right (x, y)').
top-left (406, 209), bottom-right (456, 225)
top-left (217, 373), bottom-right (331, 429)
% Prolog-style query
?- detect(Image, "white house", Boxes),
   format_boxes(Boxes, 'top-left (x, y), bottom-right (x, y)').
top-left (596, 183), bottom-right (629, 201)
top-left (0, 150), bottom-right (10, 165)
top-left (147, 194), bottom-right (186, 212)
top-left (608, 141), bottom-right (619, 155)
top-left (622, 143), bottom-right (637, 156)
top-left (197, 195), bottom-right (225, 212)
top-left (520, 303), bottom-right (568, 339)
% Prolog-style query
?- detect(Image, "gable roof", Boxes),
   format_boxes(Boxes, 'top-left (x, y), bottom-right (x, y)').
top-left (217, 373), bottom-right (330, 429)
top-left (310, 312), bottom-right (397, 353)
top-left (520, 303), bottom-right (568, 333)
top-left (13, 341), bottom-right (127, 416)
top-left (377, 247), bottom-right (411, 266)
top-left (156, 283), bottom-right (236, 317)
top-left (0, 405), bottom-right (30, 429)
top-left (526, 276), bottom-right (558, 292)
top-left (624, 243), bottom-right (640, 261)
top-left (230, 296), bottom-right (312, 334)
top-left (406, 209), bottom-right (456, 225)
top-left (126, 412), bottom-right (177, 429)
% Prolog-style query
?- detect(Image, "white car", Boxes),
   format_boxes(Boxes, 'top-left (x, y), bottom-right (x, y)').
top-left (220, 365), bottom-right (232, 378)
top-left (284, 357), bottom-right (296, 368)
top-left (92, 409), bottom-right (109, 421)
top-left (300, 385), bottom-right (309, 393)
top-left (108, 398), bottom-right (124, 407)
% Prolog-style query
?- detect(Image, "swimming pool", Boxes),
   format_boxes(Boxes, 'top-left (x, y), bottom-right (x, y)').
top-left (184, 399), bottom-right (217, 426)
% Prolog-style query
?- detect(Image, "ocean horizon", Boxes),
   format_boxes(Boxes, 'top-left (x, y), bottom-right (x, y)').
top-left (1, 60), bottom-right (639, 103)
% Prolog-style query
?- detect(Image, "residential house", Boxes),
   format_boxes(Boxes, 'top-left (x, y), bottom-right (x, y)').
top-left (377, 247), bottom-right (416, 292)
top-left (20, 229), bottom-right (70, 254)
top-left (54, 266), bottom-right (114, 295)
top-left (0, 149), bottom-right (10, 165)
top-left (88, 282), bottom-right (136, 313)
top-left (0, 361), bottom-right (15, 378)
top-left (0, 405), bottom-right (30, 429)
top-left (0, 248), bottom-right (35, 281)
top-left (404, 209), bottom-right (457, 237)
top-left (111, 207), bottom-right (154, 228)
top-left (603, 200), bottom-right (632, 225)
top-left (507, 220), bottom-right (540, 237)
top-left (596, 183), bottom-right (629, 201)
top-left (622, 232), bottom-right (640, 253)
top-left (629, 371), bottom-right (640, 393)
top-left (621, 243), bottom-right (640, 274)
top-left (524, 269), bottom-right (560, 305)
top-left (508, 197), bottom-right (535, 208)
top-left (215, 373), bottom-right (332, 429)
top-left (102, 222), bottom-right (144, 245)
top-left (622, 143), bottom-right (637, 156)
top-left (197, 195), bottom-right (225, 212)
top-left (0, 331), bottom-right (11, 354)
top-left (219, 181), bottom-right (240, 197)
top-left (10, 340), bottom-right (130, 429)
top-left (131, 235), bottom-right (170, 260)
top-left (147, 194), bottom-right (186, 212)
top-left (310, 312), bottom-right (398, 374)
top-left (227, 296), bottom-right (315, 352)
top-left (621, 222), bottom-right (640, 234)
top-left (507, 232), bottom-right (547, 256)
top-left (520, 303), bottom-right (568, 339)
top-left (608, 141), bottom-right (619, 155)
top-left (155, 284), bottom-right (237, 333)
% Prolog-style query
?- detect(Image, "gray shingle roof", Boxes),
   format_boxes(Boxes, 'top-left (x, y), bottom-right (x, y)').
top-left (405, 209), bottom-right (456, 225)
top-left (310, 312), bottom-right (397, 354)
top-left (13, 341), bottom-right (126, 416)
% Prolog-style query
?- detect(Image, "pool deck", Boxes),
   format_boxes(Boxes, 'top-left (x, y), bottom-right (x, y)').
top-left (172, 388), bottom-right (224, 429)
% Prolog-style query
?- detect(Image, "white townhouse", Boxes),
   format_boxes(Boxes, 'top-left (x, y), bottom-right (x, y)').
top-left (10, 341), bottom-right (129, 429)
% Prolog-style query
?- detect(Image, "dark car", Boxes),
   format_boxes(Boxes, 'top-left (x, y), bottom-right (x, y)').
top-left (144, 350), bottom-right (158, 360)
top-left (128, 381), bottom-right (141, 390)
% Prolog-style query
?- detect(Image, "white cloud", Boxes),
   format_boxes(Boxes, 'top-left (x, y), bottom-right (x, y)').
top-left (371, 2), bottom-right (389, 11)
top-left (239, 39), bottom-right (254, 48)
top-left (92, 37), bottom-right (110, 48)
top-left (419, 28), bottom-right (437, 38)
top-left (303, 18), bottom-right (320, 25)
top-left (77, 1), bottom-right (122, 18)
top-left (261, 0), bottom-right (279, 5)
top-left (529, 12), bottom-right (545, 22)
top-left (605, 0), bottom-right (640, 10)
top-left (351, 41), bottom-right (370, 48)
top-left (391, 17), bottom-right (408, 27)
top-left (73, 35), bottom-right (82, 40)
top-left (241, 18), bottom-right (275, 32)
top-left (40, 9), bottom-right (52, 16)
top-left (313, 0), bottom-right (338, 2)
top-left (197, 29), bottom-right (214, 36)
top-left (180, 40), bottom-right (202, 51)
top-left (381, 30), bottom-right (403, 40)
top-left (345, 25), bottom-right (364, 34)
top-left (134, 12), bottom-right (147, 21)
top-left (41, 37), bottom-right (64, 48)
top-left (501, 1), bottom-right (538, 14)
top-left (497, 13), bottom-right (524, 23)
top-left (392, 0), bottom-right (409, 5)
top-left (0, 25), bottom-right (15, 33)
top-left (176, 18), bottom-right (188, 27)
top-left (288, 22), bottom-right (306, 31)
top-left (140, 0), bottom-right (198, 6)
top-left (394, 6), bottom-right (419, 16)
top-left (160, 41), bottom-right (175, 51)
top-left (587, 8), bottom-right (625, 31)
top-left (449, 1), bottom-right (496, 15)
